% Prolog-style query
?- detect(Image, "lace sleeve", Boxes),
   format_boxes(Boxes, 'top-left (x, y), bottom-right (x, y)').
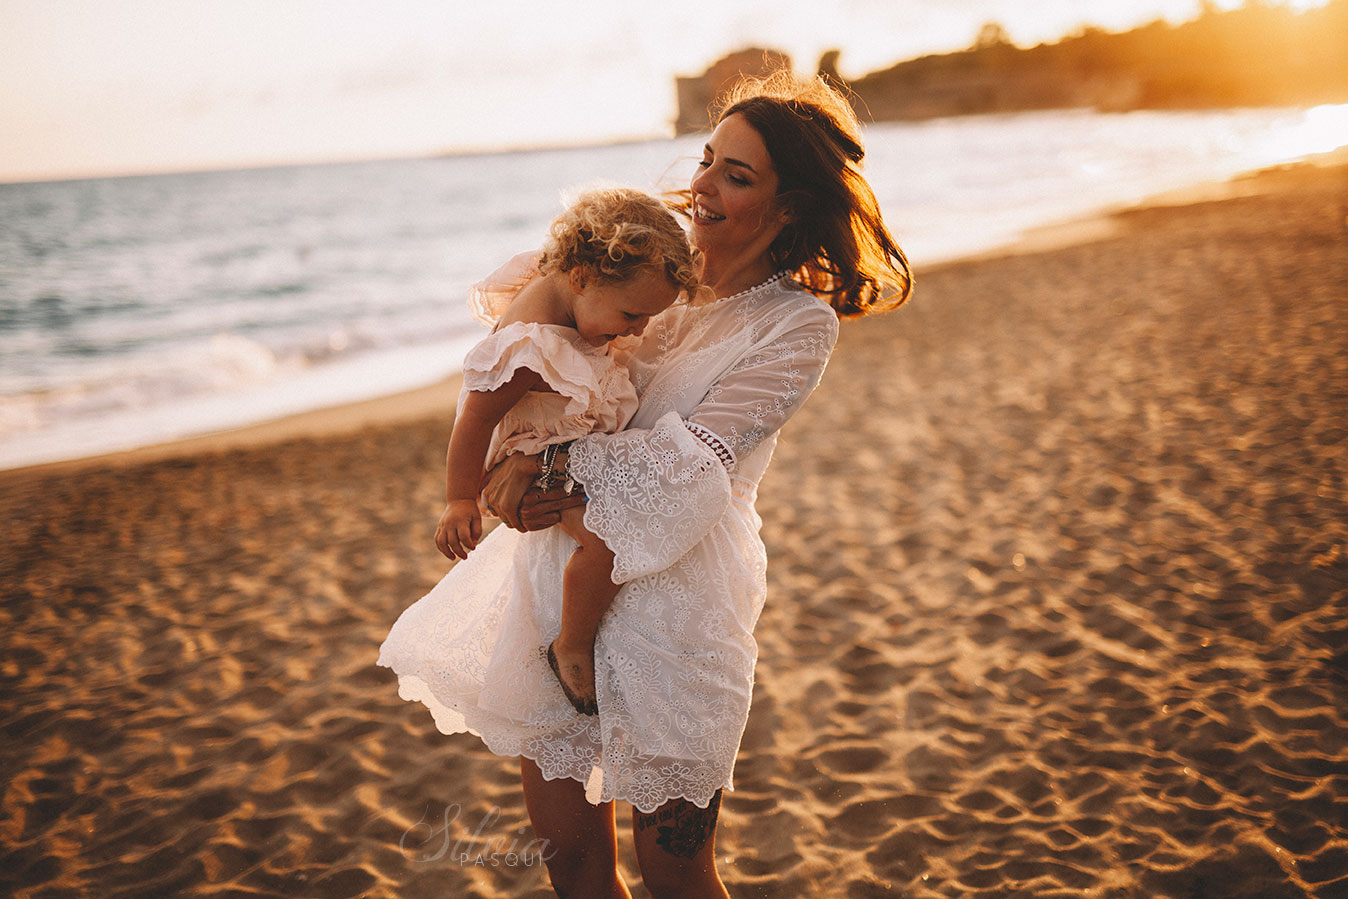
top-left (567, 411), bottom-right (731, 584)
top-left (685, 309), bottom-right (839, 469)
top-left (567, 305), bottom-right (838, 582)
top-left (684, 421), bottom-right (735, 468)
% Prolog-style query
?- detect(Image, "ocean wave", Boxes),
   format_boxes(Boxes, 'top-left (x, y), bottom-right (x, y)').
top-left (0, 333), bottom-right (284, 434)
top-left (0, 332), bottom-right (481, 468)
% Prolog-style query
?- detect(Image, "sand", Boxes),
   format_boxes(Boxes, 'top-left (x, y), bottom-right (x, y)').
top-left (2, 160), bottom-right (1346, 898)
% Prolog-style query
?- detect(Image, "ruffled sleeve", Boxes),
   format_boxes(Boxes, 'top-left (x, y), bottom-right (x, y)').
top-left (462, 323), bottom-right (600, 418)
top-left (467, 250), bottom-right (540, 327)
top-left (567, 411), bottom-right (731, 584)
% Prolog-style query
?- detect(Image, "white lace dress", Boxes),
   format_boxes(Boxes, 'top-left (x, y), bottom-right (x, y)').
top-left (378, 271), bottom-right (840, 813)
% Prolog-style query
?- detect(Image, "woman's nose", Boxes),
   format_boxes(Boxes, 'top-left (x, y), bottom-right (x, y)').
top-left (625, 319), bottom-right (648, 337)
top-left (690, 165), bottom-right (713, 195)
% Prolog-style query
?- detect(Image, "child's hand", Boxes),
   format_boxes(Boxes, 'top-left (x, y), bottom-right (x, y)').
top-left (435, 500), bottom-right (483, 560)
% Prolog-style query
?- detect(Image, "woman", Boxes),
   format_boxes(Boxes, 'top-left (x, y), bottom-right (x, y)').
top-left (380, 70), bottom-right (911, 898)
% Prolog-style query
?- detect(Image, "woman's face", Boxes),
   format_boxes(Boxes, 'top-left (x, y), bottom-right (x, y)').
top-left (689, 113), bottom-right (785, 258)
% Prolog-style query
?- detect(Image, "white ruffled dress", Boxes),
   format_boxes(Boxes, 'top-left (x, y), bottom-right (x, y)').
top-left (378, 256), bottom-right (840, 813)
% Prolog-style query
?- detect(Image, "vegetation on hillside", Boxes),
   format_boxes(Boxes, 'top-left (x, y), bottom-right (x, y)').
top-left (675, 1), bottom-right (1348, 131)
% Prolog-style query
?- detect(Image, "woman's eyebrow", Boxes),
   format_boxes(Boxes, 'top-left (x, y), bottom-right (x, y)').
top-left (703, 144), bottom-right (757, 174)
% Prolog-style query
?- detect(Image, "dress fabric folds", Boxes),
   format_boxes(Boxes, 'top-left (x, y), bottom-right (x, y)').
top-left (460, 321), bottom-right (638, 470)
top-left (378, 270), bottom-right (839, 812)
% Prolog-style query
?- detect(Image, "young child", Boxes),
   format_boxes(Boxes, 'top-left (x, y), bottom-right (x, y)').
top-left (433, 187), bottom-right (706, 716)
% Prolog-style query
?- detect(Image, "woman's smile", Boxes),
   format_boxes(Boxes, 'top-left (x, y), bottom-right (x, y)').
top-left (692, 201), bottom-right (726, 224)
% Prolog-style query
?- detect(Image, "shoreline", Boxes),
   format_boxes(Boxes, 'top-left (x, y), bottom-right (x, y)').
top-left (0, 373), bottom-right (464, 480)
top-left (3, 145), bottom-right (1345, 482)
top-left (960, 143), bottom-right (1348, 262)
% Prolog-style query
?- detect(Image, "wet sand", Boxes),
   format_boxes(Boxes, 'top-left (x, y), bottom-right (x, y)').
top-left (3, 160), bottom-right (1346, 897)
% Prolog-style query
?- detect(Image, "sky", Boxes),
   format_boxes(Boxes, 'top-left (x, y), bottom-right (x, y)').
top-left (0, 0), bottom-right (1309, 183)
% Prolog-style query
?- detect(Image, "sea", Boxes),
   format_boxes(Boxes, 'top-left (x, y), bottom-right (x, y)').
top-left (2, 104), bottom-right (1345, 470)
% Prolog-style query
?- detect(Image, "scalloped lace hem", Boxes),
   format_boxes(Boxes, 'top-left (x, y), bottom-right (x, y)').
top-left (513, 752), bottom-right (731, 814)
top-left (385, 670), bottom-right (730, 814)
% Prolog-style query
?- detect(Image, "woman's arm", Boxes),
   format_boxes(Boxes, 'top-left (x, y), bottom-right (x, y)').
top-left (565, 308), bottom-right (839, 582)
top-left (678, 311), bottom-right (839, 469)
top-left (490, 303), bottom-right (838, 563)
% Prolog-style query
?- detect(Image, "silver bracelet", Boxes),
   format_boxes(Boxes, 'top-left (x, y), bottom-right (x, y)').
top-left (537, 440), bottom-right (575, 492)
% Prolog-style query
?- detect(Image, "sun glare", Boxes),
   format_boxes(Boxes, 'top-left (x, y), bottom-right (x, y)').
top-left (1267, 104), bottom-right (1348, 159)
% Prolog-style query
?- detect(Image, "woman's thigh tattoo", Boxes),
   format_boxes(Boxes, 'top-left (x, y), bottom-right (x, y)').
top-left (635, 789), bottom-right (723, 859)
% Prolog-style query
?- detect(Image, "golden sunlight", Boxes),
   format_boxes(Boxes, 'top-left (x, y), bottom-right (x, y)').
top-left (1268, 103), bottom-right (1348, 157)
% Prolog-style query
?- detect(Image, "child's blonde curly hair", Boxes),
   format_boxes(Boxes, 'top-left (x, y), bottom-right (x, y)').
top-left (538, 187), bottom-right (712, 305)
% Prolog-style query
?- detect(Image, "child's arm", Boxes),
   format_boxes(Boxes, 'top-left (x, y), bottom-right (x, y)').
top-left (435, 367), bottom-right (543, 560)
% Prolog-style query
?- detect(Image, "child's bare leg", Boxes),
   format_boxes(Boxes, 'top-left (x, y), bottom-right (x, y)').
top-left (547, 507), bottom-right (620, 716)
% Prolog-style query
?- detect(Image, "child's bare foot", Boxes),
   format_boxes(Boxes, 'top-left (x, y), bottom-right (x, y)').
top-left (546, 640), bottom-right (597, 716)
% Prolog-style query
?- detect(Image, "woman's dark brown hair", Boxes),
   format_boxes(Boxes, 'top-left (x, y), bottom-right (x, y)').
top-left (704, 70), bottom-right (913, 317)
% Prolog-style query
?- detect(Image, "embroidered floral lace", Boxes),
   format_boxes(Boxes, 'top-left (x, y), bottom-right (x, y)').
top-left (379, 274), bottom-right (839, 812)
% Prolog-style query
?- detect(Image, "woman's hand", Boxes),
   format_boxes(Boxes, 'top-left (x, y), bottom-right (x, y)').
top-left (482, 452), bottom-right (587, 531)
top-left (480, 452), bottom-right (542, 530)
top-left (435, 500), bottom-right (482, 560)
top-left (518, 484), bottom-right (588, 531)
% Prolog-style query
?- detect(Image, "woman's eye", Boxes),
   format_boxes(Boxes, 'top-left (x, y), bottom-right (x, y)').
top-left (697, 160), bottom-right (711, 168)
top-left (729, 175), bottom-right (749, 186)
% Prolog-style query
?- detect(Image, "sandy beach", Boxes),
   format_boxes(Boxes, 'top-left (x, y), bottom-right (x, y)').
top-left (3, 159), bottom-right (1346, 898)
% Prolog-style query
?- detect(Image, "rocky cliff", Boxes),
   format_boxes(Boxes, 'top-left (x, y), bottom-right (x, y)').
top-left (674, 1), bottom-right (1348, 133)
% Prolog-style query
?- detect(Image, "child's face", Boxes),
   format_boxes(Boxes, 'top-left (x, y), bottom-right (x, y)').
top-left (572, 267), bottom-right (680, 346)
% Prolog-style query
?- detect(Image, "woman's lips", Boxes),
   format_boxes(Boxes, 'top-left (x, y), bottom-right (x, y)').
top-left (693, 201), bottom-right (725, 223)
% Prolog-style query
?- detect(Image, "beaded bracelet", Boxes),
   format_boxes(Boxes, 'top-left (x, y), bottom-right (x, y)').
top-left (537, 440), bottom-right (576, 493)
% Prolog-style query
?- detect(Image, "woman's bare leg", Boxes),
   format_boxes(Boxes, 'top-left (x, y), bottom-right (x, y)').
top-left (520, 756), bottom-right (631, 898)
top-left (632, 790), bottom-right (730, 899)
top-left (548, 508), bottom-right (620, 715)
